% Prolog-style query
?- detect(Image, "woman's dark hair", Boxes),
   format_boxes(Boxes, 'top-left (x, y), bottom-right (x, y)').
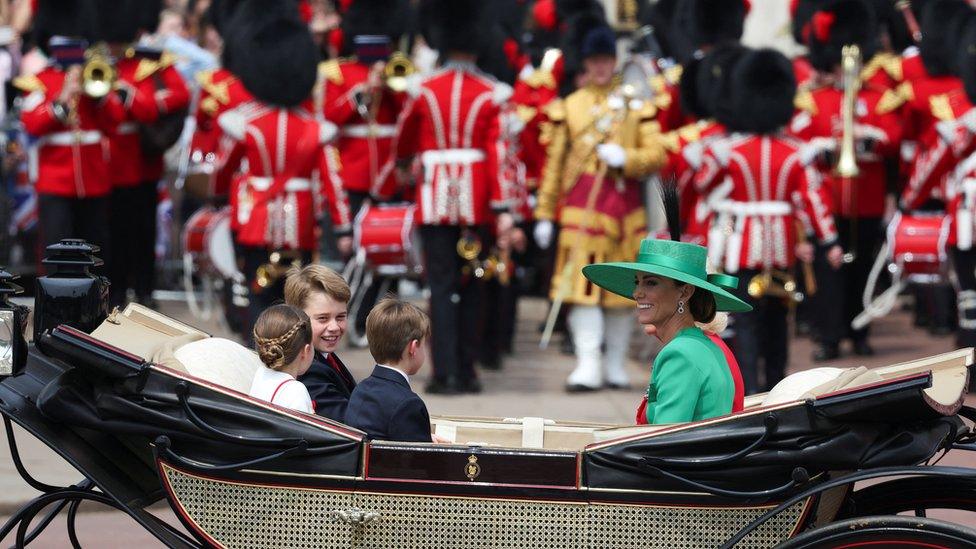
top-left (686, 285), bottom-right (717, 324)
top-left (253, 304), bottom-right (312, 371)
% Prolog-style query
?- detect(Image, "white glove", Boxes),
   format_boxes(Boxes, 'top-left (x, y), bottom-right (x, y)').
top-left (597, 143), bottom-right (626, 168)
top-left (534, 219), bottom-right (554, 249)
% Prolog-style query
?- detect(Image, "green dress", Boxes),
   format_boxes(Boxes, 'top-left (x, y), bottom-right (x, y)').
top-left (646, 327), bottom-right (734, 424)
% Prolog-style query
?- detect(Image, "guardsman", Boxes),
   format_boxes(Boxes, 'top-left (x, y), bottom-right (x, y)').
top-left (697, 49), bottom-right (841, 394)
top-left (98, 0), bottom-right (190, 307)
top-left (17, 0), bottom-right (125, 258)
top-left (533, 13), bottom-right (667, 392)
top-left (213, 0), bottom-right (352, 338)
top-left (393, 0), bottom-right (515, 394)
top-left (316, 0), bottom-right (411, 214)
top-left (186, 0), bottom-right (252, 200)
top-left (791, 0), bottom-right (904, 361)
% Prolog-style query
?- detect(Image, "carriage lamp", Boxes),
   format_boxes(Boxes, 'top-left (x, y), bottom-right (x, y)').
top-left (33, 239), bottom-right (110, 337)
top-left (0, 267), bottom-right (29, 377)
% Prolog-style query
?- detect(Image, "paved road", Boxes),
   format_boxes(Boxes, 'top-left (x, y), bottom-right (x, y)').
top-left (1, 296), bottom-right (974, 547)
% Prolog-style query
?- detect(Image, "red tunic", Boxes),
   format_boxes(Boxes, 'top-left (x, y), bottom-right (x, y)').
top-left (214, 103), bottom-right (352, 251)
top-left (108, 56), bottom-right (190, 186)
top-left (316, 59), bottom-right (405, 199)
top-left (393, 63), bottom-right (512, 226)
top-left (511, 66), bottom-right (559, 191)
top-left (790, 84), bottom-right (903, 218)
top-left (189, 68), bottom-right (252, 196)
top-left (18, 66), bottom-right (126, 198)
top-left (695, 133), bottom-right (838, 273)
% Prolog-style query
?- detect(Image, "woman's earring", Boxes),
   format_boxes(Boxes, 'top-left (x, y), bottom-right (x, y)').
top-left (678, 301), bottom-right (685, 314)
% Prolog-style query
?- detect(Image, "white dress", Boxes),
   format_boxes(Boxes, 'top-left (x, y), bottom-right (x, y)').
top-left (249, 367), bottom-right (315, 414)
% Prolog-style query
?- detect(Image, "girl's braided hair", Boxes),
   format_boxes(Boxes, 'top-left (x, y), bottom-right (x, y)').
top-left (253, 304), bottom-right (312, 371)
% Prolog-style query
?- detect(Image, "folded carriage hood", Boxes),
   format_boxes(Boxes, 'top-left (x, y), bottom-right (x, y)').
top-left (583, 373), bottom-right (967, 495)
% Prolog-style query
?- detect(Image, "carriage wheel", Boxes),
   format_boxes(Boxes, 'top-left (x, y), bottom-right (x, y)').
top-left (778, 515), bottom-right (976, 548)
top-left (839, 477), bottom-right (976, 518)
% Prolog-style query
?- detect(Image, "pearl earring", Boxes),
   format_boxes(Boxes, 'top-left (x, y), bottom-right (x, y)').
top-left (678, 301), bottom-right (685, 314)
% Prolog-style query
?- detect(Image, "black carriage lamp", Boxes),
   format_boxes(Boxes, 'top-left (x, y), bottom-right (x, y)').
top-left (0, 267), bottom-right (29, 377)
top-left (33, 239), bottom-right (110, 338)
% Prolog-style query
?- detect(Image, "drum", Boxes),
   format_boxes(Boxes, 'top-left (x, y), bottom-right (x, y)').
top-left (183, 206), bottom-right (238, 279)
top-left (887, 212), bottom-right (949, 281)
top-left (354, 203), bottom-right (422, 276)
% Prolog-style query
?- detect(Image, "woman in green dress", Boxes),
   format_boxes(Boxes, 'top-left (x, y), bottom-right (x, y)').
top-left (582, 238), bottom-right (752, 424)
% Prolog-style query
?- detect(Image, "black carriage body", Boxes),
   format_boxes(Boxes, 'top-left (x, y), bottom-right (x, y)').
top-left (1, 321), bottom-right (973, 548)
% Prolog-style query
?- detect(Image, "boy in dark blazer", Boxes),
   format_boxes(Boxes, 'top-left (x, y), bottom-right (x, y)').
top-left (345, 298), bottom-right (433, 442)
top-left (285, 265), bottom-right (358, 421)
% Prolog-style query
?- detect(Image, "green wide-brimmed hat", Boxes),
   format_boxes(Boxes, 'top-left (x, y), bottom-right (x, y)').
top-left (581, 239), bottom-right (753, 313)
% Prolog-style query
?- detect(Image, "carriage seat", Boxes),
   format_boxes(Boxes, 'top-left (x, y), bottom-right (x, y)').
top-left (762, 366), bottom-right (884, 406)
top-left (171, 337), bottom-right (264, 394)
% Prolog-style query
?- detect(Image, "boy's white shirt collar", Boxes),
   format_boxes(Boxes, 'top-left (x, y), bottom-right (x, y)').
top-left (377, 364), bottom-right (410, 385)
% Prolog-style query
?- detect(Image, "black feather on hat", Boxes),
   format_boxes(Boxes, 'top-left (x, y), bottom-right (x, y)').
top-left (671, 0), bottom-right (747, 63)
top-left (340, 0), bottom-right (409, 56)
top-left (920, 0), bottom-right (974, 76)
top-left (32, 0), bottom-right (98, 54)
top-left (720, 48), bottom-right (797, 135)
top-left (681, 44), bottom-right (747, 120)
top-left (804, 0), bottom-right (878, 73)
top-left (95, 0), bottom-right (142, 44)
top-left (420, 0), bottom-right (486, 55)
top-left (227, 0), bottom-right (318, 107)
top-left (958, 15), bottom-right (976, 103)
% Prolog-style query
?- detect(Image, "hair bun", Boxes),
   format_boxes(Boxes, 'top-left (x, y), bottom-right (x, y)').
top-left (258, 342), bottom-right (286, 369)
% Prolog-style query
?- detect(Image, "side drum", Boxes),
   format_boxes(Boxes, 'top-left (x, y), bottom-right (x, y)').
top-left (887, 212), bottom-right (949, 283)
top-left (182, 206), bottom-right (239, 280)
top-left (354, 203), bottom-right (423, 277)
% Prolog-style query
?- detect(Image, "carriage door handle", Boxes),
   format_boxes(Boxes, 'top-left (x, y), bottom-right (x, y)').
top-left (333, 508), bottom-right (382, 524)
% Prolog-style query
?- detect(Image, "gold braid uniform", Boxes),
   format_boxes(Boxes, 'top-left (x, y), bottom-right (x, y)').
top-left (535, 84), bottom-right (666, 307)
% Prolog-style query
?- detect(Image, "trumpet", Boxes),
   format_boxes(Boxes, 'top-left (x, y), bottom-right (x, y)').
top-left (747, 270), bottom-right (805, 304)
top-left (383, 52), bottom-right (415, 92)
top-left (834, 44), bottom-right (862, 180)
top-left (82, 44), bottom-right (117, 99)
top-left (255, 250), bottom-right (303, 290)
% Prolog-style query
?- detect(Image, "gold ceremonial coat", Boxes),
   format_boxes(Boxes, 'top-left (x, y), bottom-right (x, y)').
top-left (535, 84), bottom-right (666, 307)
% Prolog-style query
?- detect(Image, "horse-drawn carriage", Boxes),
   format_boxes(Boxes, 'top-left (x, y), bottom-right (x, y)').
top-left (1, 247), bottom-right (976, 548)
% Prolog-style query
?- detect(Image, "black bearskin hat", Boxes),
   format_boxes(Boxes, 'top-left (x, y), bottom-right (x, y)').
top-left (804, 0), bottom-right (878, 73)
top-left (32, 0), bottom-right (98, 54)
top-left (138, 0), bottom-right (164, 35)
top-left (95, 0), bottom-right (142, 44)
top-left (420, 0), bottom-right (486, 55)
top-left (340, 0), bottom-right (409, 55)
top-left (720, 48), bottom-right (797, 135)
top-left (680, 44), bottom-right (747, 120)
top-left (790, 0), bottom-right (828, 44)
top-left (920, 0), bottom-right (974, 76)
top-left (227, 0), bottom-right (318, 107)
top-left (207, 0), bottom-right (246, 37)
top-left (638, 0), bottom-right (680, 59)
top-left (559, 9), bottom-right (611, 94)
top-left (670, 0), bottom-right (747, 63)
top-left (958, 15), bottom-right (976, 103)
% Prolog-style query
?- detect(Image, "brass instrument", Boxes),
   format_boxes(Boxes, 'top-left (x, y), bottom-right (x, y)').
top-left (747, 270), bottom-right (805, 304)
top-left (457, 233), bottom-right (484, 278)
top-left (835, 44), bottom-right (862, 180)
top-left (383, 52), bottom-right (415, 92)
top-left (255, 251), bottom-right (303, 289)
top-left (82, 44), bottom-right (117, 99)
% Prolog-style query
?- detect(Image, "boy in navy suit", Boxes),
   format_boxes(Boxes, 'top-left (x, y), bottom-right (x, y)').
top-left (345, 298), bottom-right (433, 442)
top-left (285, 265), bottom-right (358, 421)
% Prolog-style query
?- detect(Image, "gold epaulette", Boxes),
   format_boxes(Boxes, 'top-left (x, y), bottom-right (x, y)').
top-left (524, 69), bottom-right (556, 90)
top-left (883, 55), bottom-right (904, 82)
top-left (861, 52), bottom-right (892, 83)
top-left (676, 122), bottom-right (702, 143)
top-left (195, 69), bottom-right (215, 89)
top-left (200, 96), bottom-right (220, 117)
top-left (135, 59), bottom-right (161, 82)
top-left (12, 74), bottom-right (45, 94)
top-left (930, 94), bottom-right (955, 122)
top-left (876, 87), bottom-right (907, 115)
top-left (659, 130), bottom-right (681, 154)
top-left (516, 104), bottom-right (537, 124)
top-left (664, 65), bottom-right (683, 86)
top-left (542, 99), bottom-right (566, 122)
top-left (160, 51), bottom-right (176, 68)
top-left (196, 70), bottom-right (231, 105)
top-left (794, 89), bottom-right (817, 114)
top-left (898, 81), bottom-right (914, 102)
top-left (650, 74), bottom-right (673, 110)
top-left (319, 59), bottom-right (344, 85)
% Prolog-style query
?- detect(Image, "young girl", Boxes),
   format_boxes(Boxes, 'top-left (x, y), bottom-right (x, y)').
top-left (250, 304), bottom-right (316, 414)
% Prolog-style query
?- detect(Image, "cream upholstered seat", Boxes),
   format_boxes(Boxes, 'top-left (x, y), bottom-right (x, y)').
top-left (173, 337), bottom-right (263, 395)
